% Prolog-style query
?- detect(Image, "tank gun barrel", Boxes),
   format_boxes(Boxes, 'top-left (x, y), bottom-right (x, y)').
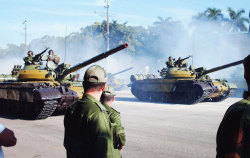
top-left (57, 43), bottom-right (128, 81)
top-left (198, 59), bottom-right (243, 78)
top-left (108, 67), bottom-right (134, 79)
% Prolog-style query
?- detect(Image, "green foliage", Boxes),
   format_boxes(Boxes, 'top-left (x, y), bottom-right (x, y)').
top-left (226, 8), bottom-right (249, 32)
top-left (194, 7), bottom-right (249, 32)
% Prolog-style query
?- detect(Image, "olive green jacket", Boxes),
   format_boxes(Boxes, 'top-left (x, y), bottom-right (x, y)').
top-left (166, 60), bottom-right (175, 68)
top-left (23, 56), bottom-right (34, 65)
top-left (216, 91), bottom-right (250, 158)
top-left (103, 104), bottom-right (126, 149)
top-left (64, 94), bottom-right (120, 158)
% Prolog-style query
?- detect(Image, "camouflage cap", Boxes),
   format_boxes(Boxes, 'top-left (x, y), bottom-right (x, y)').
top-left (103, 84), bottom-right (116, 96)
top-left (243, 54), bottom-right (250, 74)
top-left (84, 65), bottom-right (107, 83)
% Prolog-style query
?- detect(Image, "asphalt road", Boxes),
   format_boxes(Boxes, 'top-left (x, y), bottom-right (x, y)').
top-left (0, 91), bottom-right (241, 158)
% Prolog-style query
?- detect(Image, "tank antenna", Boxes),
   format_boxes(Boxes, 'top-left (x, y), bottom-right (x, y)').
top-left (64, 25), bottom-right (67, 63)
top-left (23, 20), bottom-right (27, 52)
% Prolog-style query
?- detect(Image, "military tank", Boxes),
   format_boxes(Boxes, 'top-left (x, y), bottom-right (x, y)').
top-left (107, 67), bottom-right (134, 90)
top-left (0, 43), bottom-right (128, 119)
top-left (130, 58), bottom-right (243, 104)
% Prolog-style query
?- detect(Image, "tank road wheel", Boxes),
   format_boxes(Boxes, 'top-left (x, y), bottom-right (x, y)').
top-left (150, 92), bottom-right (163, 102)
top-left (138, 91), bottom-right (150, 101)
top-left (182, 85), bottom-right (208, 104)
top-left (171, 92), bottom-right (184, 104)
top-left (2, 100), bottom-right (10, 114)
top-left (8, 100), bottom-right (19, 115)
top-left (162, 93), bottom-right (171, 103)
top-left (182, 91), bottom-right (200, 104)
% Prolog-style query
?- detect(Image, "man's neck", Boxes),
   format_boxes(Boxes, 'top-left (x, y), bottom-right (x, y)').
top-left (86, 91), bottom-right (102, 101)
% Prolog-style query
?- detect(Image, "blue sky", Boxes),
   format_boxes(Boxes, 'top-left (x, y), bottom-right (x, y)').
top-left (0, 0), bottom-right (249, 48)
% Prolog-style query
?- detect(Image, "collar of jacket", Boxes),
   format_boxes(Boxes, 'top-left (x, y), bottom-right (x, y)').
top-left (243, 91), bottom-right (250, 101)
top-left (83, 94), bottom-right (108, 112)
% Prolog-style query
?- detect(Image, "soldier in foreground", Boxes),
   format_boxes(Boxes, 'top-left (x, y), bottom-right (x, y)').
top-left (64, 65), bottom-right (119, 158)
top-left (23, 50), bottom-right (34, 65)
top-left (100, 84), bottom-right (126, 155)
top-left (216, 54), bottom-right (250, 158)
top-left (166, 56), bottom-right (175, 68)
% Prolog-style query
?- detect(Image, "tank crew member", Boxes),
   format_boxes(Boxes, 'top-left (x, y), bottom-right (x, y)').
top-left (23, 50), bottom-right (34, 65)
top-left (42, 50), bottom-right (60, 70)
top-left (175, 57), bottom-right (187, 68)
top-left (64, 65), bottom-right (119, 158)
top-left (166, 56), bottom-right (175, 68)
top-left (216, 54), bottom-right (250, 158)
top-left (101, 84), bottom-right (126, 155)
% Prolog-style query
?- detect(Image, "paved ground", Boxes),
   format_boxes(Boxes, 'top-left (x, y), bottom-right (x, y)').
top-left (0, 90), bottom-right (241, 158)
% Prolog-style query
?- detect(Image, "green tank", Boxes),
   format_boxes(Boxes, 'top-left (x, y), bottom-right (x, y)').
top-left (130, 58), bottom-right (243, 104)
top-left (0, 43), bottom-right (128, 119)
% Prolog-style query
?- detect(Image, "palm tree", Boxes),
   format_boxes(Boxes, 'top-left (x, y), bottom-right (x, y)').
top-left (153, 16), bottom-right (172, 26)
top-left (204, 8), bottom-right (224, 20)
top-left (227, 8), bottom-right (249, 32)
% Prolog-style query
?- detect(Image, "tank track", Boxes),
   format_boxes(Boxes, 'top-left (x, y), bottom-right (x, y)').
top-left (0, 99), bottom-right (58, 120)
top-left (189, 90), bottom-right (210, 104)
top-left (210, 88), bottom-right (235, 102)
top-left (170, 89), bottom-right (210, 105)
top-left (35, 100), bottom-right (58, 119)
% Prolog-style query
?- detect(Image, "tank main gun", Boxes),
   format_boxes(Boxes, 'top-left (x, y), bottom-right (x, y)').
top-left (108, 67), bottom-right (134, 79)
top-left (196, 59), bottom-right (244, 79)
top-left (33, 47), bottom-right (49, 62)
top-left (56, 43), bottom-right (128, 81)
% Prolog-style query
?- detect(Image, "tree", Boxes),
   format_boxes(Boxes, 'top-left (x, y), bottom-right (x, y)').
top-left (204, 8), bottom-right (224, 20)
top-left (226, 8), bottom-right (249, 32)
top-left (194, 8), bottom-right (224, 21)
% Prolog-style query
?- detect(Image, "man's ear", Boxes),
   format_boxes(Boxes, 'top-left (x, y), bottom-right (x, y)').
top-left (101, 84), bottom-right (106, 91)
top-left (112, 96), bottom-right (115, 102)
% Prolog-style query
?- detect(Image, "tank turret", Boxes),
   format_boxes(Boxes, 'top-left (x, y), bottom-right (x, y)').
top-left (0, 43), bottom-right (128, 119)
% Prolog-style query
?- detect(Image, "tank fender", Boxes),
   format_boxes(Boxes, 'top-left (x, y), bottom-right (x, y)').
top-left (34, 87), bottom-right (62, 101)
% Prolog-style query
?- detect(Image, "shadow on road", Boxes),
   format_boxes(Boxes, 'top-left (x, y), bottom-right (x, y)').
top-left (0, 114), bottom-right (20, 120)
top-left (115, 97), bottom-right (141, 102)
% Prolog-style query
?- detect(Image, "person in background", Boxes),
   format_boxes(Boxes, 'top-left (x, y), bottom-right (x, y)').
top-left (100, 84), bottom-right (126, 155)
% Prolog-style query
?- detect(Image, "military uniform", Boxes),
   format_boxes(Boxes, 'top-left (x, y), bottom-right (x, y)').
top-left (166, 60), bottom-right (175, 68)
top-left (101, 85), bottom-right (126, 157)
top-left (175, 59), bottom-right (187, 68)
top-left (42, 51), bottom-right (60, 70)
top-left (64, 65), bottom-right (119, 158)
top-left (23, 56), bottom-right (34, 65)
top-left (103, 104), bottom-right (126, 149)
top-left (64, 94), bottom-right (118, 158)
top-left (216, 91), bottom-right (250, 158)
